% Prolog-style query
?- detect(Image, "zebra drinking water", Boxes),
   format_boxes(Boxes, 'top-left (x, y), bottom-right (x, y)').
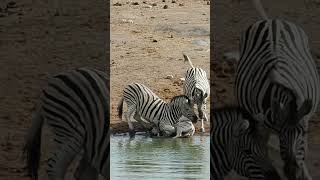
top-left (117, 83), bottom-right (198, 137)
top-left (211, 106), bottom-right (281, 180)
top-left (232, 0), bottom-right (320, 179)
top-left (182, 54), bottom-right (210, 133)
top-left (23, 68), bottom-right (110, 180)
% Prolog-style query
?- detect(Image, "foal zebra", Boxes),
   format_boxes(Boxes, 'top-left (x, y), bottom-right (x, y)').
top-left (172, 115), bottom-right (195, 138)
top-left (234, 0), bottom-right (320, 179)
top-left (183, 54), bottom-right (210, 133)
top-left (23, 68), bottom-right (109, 180)
top-left (211, 107), bottom-right (281, 180)
top-left (118, 83), bottom-right (198, 137)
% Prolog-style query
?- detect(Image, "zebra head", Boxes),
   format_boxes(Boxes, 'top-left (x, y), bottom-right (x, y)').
top-left (170, 95), bottom-right (198, 123)
top-left (272, 98), bottom-right (313, 180)
top-left (232, 112), bottom-right (281, 180)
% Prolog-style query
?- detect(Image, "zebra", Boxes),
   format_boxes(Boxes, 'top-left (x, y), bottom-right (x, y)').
top-left (117, 83), bottom-right (198, 137)
top-left (182, 54), bottom-right (210, 133)
top-left (23, 68), bottom-right (110, 180)
top-left (211, 106), bottom-right (281, 180)
top-left (232, 0), bottom-right (320, 179)
top-left (172, 115), bottom-right (195, 138)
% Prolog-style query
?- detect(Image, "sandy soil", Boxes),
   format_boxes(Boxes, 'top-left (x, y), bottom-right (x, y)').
top-left (213, 0), bottom-right (320, 179)
top-left (110, 0), bottom-right (210, 134)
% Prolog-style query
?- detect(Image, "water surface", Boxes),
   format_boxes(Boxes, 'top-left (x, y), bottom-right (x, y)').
top-left (111, 134), bottom-right (210, 180)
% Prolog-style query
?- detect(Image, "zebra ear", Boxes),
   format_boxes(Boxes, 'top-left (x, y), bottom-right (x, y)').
top-left (295, 99), bottom-right (312, 124)
top-left (235, 119), bottom-right (250, 136)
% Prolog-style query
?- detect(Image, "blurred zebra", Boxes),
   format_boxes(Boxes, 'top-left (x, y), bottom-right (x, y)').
top-left (211, 107), bottom-right (281, 180)
top-left (234, 0), bottom-right (320, 179)
top-left (172, 115), bottom-right (195, 138)
top-left (118, 83), bottom-right (198, 137)
top-left (182, 54), bottom-right (210, 133)
top-left (23, 68), bottom-right (109, 180)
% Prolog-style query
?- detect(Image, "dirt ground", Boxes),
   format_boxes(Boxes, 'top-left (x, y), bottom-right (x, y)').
top-left (110, 0), bottom-right (210, 134)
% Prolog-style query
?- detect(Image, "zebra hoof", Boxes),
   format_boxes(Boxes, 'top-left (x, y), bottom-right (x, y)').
top-left (129, 130), bottom-right (136, 138)
top-left (200, 127), bottom-right (205, 133)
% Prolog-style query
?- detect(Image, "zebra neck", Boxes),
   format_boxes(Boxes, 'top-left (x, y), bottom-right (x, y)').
top-left (162, 103), bottom-right (181, 125)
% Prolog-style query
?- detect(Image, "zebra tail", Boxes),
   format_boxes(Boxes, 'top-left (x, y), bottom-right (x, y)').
top-left (23, 108), bottom-right (44, 180)
top-left (183, 53), bottom-right (194, 68)
top-left (117, 97), bottom-right (124, 120)
top-left (252, 0), bottom-right (268, 20)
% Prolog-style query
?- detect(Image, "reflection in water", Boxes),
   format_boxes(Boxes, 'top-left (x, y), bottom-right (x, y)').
top-left (111, 135), bottom-right (210, 180)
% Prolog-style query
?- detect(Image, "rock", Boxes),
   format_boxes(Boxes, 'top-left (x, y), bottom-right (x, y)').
top-left (180, 77), bottom-right (185, 81)
top-left (163, 5), bottom-right (168, 9)
top-left (165, 75), bottom-right (174, 79)
top-left (179, 3), bottom-right (184, 6)
top-left (207, 1), bottom-right (210, 5)
top-left (163, 0), bottom-right (166, 2)
top-left (131, 2), bottom-right (139, 5)
top-left (152, 39), bottom-right (158, 42)
top-left (113, 2), bottom-right (122, 6)
top-left (172, 0), bottom-right (176, 3)
top-left (143, 5), bottom-right (152, 8)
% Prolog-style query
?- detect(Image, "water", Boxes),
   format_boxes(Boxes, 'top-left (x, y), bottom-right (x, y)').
top-left (111, 134), bottom-right (210, 180)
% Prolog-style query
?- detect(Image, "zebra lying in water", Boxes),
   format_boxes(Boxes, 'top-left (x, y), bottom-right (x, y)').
top-left (23, 68), bottom-right (109, 180)
top-left (182, 54), bottom-right (210, 133)
top-left (118, 83), bottom-right (198, 137)
top-left (211, 106), bottom-right (281, 180)
top-left (172, 115), bottom-right (195, 138)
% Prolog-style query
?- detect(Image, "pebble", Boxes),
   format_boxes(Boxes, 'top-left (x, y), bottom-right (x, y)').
top-left (163, 0), bottom-right (166, 2)
top-left (165, 75), bottom-right (174, 79)
top-left (152, 39), bottom-right (158, 42)
top-left (179, 3), bottom-right (184, 6)
top-left (152, 3), bottom-right (157, 6)
top-left (113, 2), bottom-right (122, 6)
top-left (144, 5), bottom-right (152, 8)
top-left (163, 5), bottom-right (168, 9)
top-left (172, 0), bottom-right (176, 3)
top-left (131, 2), bottom-right (139, 5)
top-left (207, 1), bottom-right (210, 5)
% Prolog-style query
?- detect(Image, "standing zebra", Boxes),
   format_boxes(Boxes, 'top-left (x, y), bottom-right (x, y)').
top-left (182, 54), bottom-right (210, 132)
top-left (234, 0), bottom-right (320, 179)
top-left (23, 68), bottom-right (110, 180)
top-left (118, 83), bottom-right (198, 137)
top-left (211, 107), bottom-right (281, 180)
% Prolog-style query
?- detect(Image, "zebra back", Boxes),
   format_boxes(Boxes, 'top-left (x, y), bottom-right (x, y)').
top-left (184, 67), bottom-right (210, 101)
top-left (236, 19), bottom-right (320, 121)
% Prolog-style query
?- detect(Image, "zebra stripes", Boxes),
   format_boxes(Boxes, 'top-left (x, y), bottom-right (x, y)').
top-left (235, 1), bottom-right (320, 179)
top-left (173, 115), bottom-right (195, 138)
top-left (23, 68), bottom-right (109, 180)
top-left (211, 107), bottom-right (281, 180)
top-left (118, 83), bottom-right (198, 137)
top-left (183, 54), bottom-right (210, 132)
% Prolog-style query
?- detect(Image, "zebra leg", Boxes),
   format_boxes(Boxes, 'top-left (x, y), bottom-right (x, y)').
top-left (74, 155), bottom-right (98, 180)
top-left (161, 124), bottom-right (176, 137)
top-left (197, 103), bottom-right (206, 132)
top-left (173, 127), bottom-right (182, 138)
top-left (47, 139), bottom-right (82, 180)
top-left (125, 105), bottom-right (136, 137)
